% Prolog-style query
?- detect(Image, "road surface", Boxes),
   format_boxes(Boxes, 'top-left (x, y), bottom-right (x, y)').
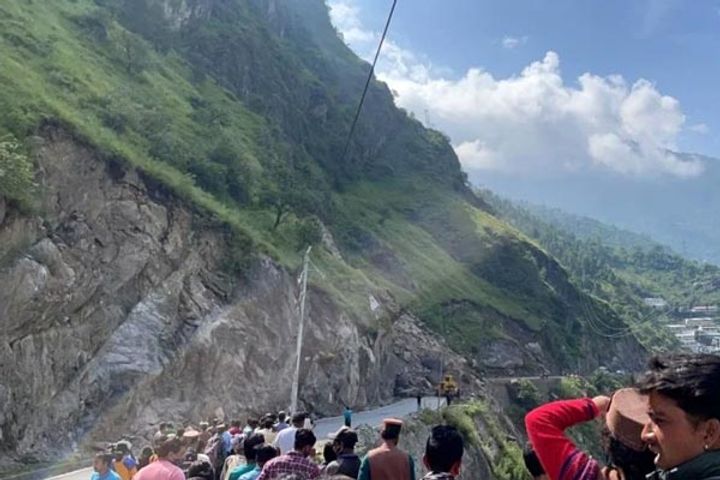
top-left (45, 396), bottom-right (445, 480)
top-left (313, 396), bottom-right (444, 438)
top-left (42, 469), bottom-right (94, 480)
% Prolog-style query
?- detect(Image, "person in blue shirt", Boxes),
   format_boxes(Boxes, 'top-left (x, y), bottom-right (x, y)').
top-left (220, 424), bottom-right (233, 456)
top-left (91, 453), bottom-right (121, 480)
top-left (274, 411), bottom-right (289, 432)
top-left (238, 444), bottom-right (278, 480)
top-left (344, 406), bottom-right (353, 428)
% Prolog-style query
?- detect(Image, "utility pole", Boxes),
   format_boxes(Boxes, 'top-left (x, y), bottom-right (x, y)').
top-left (290, 246), bottom-right (312, 415)
top-left (438, 312), bottom-right (446, 410)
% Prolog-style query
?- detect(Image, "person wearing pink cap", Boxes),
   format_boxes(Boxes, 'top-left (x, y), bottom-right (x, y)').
top-left (525, 388), bottom-right (656, 480)
top-left (358, 419), bottom-right (415, 480)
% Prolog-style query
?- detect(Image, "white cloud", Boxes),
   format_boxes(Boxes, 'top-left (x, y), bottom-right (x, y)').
top-left (454, 140), bottom-right (502, 170)
top-left (329, 0), bottom-right (704, 178)
top-left (328, 1), bottom-right (376, 52)
top-left (501, 35), bottom-right (528, 49)
top-left (688, 123), bottom-right (709, 134)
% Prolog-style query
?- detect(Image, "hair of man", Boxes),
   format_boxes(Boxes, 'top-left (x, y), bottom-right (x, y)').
top-left (637, 354), bottom-right (720, 422)
top-left (244, 433), bottom-right (266, 462)
top-left (424, 425), bottom-right (464, 473)
top-left (255, 444), bottom-right (279, 466)
top-left (294, 428), bottom-right (316, 451)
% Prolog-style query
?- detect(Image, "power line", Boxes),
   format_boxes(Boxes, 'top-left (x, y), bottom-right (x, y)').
top-left (339, 0), bottom-right (398, 165)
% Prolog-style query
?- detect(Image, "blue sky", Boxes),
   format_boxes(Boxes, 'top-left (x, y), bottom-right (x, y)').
top-left (329, 0), bottom-right (720, 179)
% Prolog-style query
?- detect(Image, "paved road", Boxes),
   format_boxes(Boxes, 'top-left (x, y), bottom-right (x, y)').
top-left (46, 397), bottom-right (445, 480)
top-left (486, 375), bottom-right (565, 382)
top-left (313, 396), bottom-right (445, 438)
top-left (43, 468), bottom-right (94, 480)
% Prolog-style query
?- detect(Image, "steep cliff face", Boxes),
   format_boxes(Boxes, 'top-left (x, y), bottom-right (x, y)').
top-left (0, 128), bottom-right (483, 458)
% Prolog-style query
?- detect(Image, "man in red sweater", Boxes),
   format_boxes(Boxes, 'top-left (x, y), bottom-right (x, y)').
top-left (525, 388), bottom-right (655, 480)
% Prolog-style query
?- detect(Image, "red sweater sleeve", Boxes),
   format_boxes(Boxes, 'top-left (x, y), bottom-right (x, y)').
top-left (525, 398), bottom-right (600, 480)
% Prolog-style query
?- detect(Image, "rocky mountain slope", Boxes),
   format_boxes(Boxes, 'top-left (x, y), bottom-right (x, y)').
top-left (0, 0), bottom-right (647, 469)
top-left (0, 128), bottom-right (488, 458)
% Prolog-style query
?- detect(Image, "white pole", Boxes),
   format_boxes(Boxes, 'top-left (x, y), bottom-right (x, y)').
top-left (438, 313), bottom-right (445, 410)
top-left (290, 246), bottom-right (312, 414)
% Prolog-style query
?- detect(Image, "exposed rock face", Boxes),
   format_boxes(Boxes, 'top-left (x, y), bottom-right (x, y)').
top-left (157, 0), bottom-right (213, 29)
top-left (0, 129), bottom-right (484, 458)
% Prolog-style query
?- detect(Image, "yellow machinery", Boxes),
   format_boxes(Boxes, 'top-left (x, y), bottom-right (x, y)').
top-left (437, 374), bottom-right (459, 398)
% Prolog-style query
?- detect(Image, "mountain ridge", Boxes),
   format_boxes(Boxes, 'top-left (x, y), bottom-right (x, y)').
top-left (475, 152), bottom-right (720, 264)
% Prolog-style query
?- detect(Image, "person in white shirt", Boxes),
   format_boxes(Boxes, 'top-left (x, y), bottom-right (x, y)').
top-left (273, 413), bottom-right (306, 454)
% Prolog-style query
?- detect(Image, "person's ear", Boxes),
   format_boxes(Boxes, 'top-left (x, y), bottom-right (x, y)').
top-left (422, 455), bottom-right (430, 470)
top-left (704, 418), bottom-right (720, 449)
top-left (450, 460), bottom-right (461, 476)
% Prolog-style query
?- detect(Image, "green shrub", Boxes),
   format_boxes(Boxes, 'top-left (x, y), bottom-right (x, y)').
top-left (508, 379), bottom-right (542, 411)
top-left (442, 405), bottom-right (481, 448)
top-left (552, 376), bottom-right (589, 399)
top-left (493, 441), bottom-right (531, 480)
top-left (295, 216), bottom-right (323, 249)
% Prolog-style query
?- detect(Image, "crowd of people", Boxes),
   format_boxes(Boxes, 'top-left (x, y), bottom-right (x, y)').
top-left (89, 411), bottom-right (458, 480)
top-left (90, 353), bottom-right (720, 480)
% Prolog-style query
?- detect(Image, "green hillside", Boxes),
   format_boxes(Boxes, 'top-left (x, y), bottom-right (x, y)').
top-left (0, 0), bottom-right (644, 371)
top-left (485, 190), bottom-right (720, 350)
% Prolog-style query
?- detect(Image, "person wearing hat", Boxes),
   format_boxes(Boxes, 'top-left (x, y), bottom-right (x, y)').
top-left (325, 427), bottom-right (361, 479)
top-left (183, 428), bottom-right (212, 465)
top-left (358, 419), bottom-right (415, 480)
top-left (638, 353), bottom-right (720, 480)
top-left (111, 441), bottom-right (138, 480)
top-left (525, 388), bottom-right (656, 480)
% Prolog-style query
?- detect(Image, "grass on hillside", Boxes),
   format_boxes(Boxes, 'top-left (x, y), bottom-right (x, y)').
top-left (0, 0), bottom-right (292, 256)
top-left (0, 0), bottom-right (625, 359)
